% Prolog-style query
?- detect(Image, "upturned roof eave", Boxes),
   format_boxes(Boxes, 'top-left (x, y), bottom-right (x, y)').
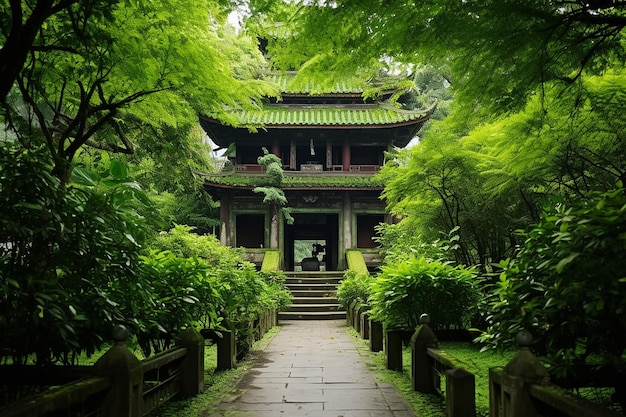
top-left (199, 113), bottom-right (430, 130)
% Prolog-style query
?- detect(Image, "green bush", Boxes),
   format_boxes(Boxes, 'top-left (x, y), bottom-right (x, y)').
top-left (369, 257), bottom-right (480, 331)
top-left (0, 146), bottom-right (150, 364)
top-left (479, 186), bottom-right (626, 377)
top-left (134, 250), bottom-right (222, 355)
top-left (374, 222), bottom-right (460, 264)
top-left (336, 270), bottom-right (373, 309)
top-left (149, 226), bottom-right (290, 355)
top-left (150, 224), bottom-right (243, 268)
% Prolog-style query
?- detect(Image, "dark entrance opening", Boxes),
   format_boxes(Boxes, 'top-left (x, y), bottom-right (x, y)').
top-left (236, 214), bottom-right (265, 248)
top-left (285, 213), bottom-right (339, 271)
top-left (356, 214), bottom-right (384, 248)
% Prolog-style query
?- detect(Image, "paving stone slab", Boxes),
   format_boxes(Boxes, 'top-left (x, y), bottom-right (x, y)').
top-left (213, 320), bottom-right (417, 417)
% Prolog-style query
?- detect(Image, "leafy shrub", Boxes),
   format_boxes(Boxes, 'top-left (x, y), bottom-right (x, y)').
top-left (479, 186), bottom-right (626, 377)
top-left (369, 257), bottom-right (480, 331)
top-left (148, 226), bottom-right (291, 355)
top-left (374, 222), bottom-right (460, 264)
top-left (336, 270), bottom-right (373, 309)
top-left (150, 224), bottom-right (243, 268)
top-left (134, 250), bottom-right (223, 355)
top-left (0, 147), bottom-right (149, 364)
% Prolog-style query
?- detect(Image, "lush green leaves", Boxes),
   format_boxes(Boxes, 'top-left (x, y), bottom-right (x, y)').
top-left (0, 145), bottom-right (149, 364)
top-left (336, 270), bottom-right (373, 310)
top-left (479, 186), bottom-right (626, 376)
top-left (257, 1), bottom-right (626, 113)
top-left (369, 257), bottom-right (480, 331)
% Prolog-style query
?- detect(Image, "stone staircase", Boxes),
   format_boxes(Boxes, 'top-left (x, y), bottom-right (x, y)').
top-left (279, 271), bottom-right (346, 320)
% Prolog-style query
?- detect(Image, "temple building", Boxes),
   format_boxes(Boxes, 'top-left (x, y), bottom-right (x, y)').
top-left (200, 73), bottom-right (433, 271)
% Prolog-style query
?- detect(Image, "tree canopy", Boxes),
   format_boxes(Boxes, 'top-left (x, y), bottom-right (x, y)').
top-left (2, 0), bottom-right (276, 183)
top-left (252, 0), bottom-right (626, 113)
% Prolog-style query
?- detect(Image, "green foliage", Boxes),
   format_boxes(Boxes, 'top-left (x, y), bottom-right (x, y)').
top-left (150, 225), bottom-right (243, 268)
top-left (256, 148), bottom-right (284, 186)
top-left (208, 172), bottom-right (384, 188)
top-left (479, 186), bottom-right (626, 377)
top-left (369, 257), bottom-right (480, 331)
top-left (379, 128), bottom-right (532, 268)
top-left (259, 1), bottom-right (626, 114)
top-left (253, 147), bottom-right (294, 224)
top-left (2, 0), bottom-right (277, 184)
top-left (148, 225), bottom-right (291, 355)
top-left (0, 145), bottom-right (149, 364)
top-left (374, 222), bottom-right (460, 265)
top-left (336, 270), bottom-right (373, 310)
top-left (135, 250), bottom-right (221, 355)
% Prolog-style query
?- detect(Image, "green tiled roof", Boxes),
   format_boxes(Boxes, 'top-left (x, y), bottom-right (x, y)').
top-left (236, 104), bottom-right (433, 127)
top-left (267, 74), bottom-right (364, 95)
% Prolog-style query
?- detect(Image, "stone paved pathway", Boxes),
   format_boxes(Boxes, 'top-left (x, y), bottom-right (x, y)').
top-left (210, 320), bottom-right (417, 417)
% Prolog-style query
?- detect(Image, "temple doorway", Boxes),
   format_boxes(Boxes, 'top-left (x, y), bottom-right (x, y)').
top-left (284, 213), bottom-right (339, 271)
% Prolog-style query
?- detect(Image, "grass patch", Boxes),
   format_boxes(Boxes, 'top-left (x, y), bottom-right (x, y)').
top-left (147, 325), bottom-right (281, 417)
top-left (346, 327), bottom-right (446, 417)
top-left (346, 328), bottom-right (515, 417)
top-left (438, 341), bottom-right (514, 417)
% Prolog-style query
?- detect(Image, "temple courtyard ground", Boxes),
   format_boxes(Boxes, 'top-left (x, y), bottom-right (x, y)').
top-left (209, 320), bottom-right (417, 417)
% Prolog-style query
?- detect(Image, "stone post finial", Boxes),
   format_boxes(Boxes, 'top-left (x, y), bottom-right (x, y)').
top-left (516, 329), bottom-right (533, 348)
top-left (419, 313), bottom-right (431, 324)
top-left (111, 325), bottom-right (129, 344)
top-left (503, 329), bottom-right (550, 384)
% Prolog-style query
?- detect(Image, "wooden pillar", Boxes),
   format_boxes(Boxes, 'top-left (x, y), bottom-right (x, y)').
top-left (343, 193), bottom-right (352, 250)
top-left (269, 206), bottom-right (279, 249)
top-left (360, 312), bottom-right (370, 340)
top-left (271, 138), bottom-right (280, 158)
top-left (494, 330), bottom-right (550, 417)
top-left (326, 138), bottom-right (332, 170)
top-left (446, 368), bottom-right (476, 417)
top-left (289, 138), bottom-right (296, 170)
top-left (342, 139), bottom-right (350, 171)
top-left (219, 194), bottom-right (231, 246)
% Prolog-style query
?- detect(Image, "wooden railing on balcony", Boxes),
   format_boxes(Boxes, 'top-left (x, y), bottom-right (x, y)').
top-left (234, 164), bottom-right (381, 173)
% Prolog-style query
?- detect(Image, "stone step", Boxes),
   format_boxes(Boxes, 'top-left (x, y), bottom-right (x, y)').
top-left (279, 311), bottom-right (347, 321)
top-left (283, 271), bottom-right (346, 321)
top-left (285, 278), bottom-right (343, 286)
top-left (288, 303), bottom-right (340, 312)
top-left (287, 271), bottom-right (345, 279)
top-left (289, 289), bottom-right (337, 298)
top-left (285, 283), bottom-right (339, 291)
top-left (291, 296), bottom-right (338, 304)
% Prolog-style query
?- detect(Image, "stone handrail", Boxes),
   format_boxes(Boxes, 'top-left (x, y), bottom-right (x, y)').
top-left (489, 330), bottom-right (623, 417)
top-left (410, 314), bottom-right (476, 417)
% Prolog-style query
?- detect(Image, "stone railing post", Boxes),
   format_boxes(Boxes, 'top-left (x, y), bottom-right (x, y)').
top-left (410, 314), bottom-right (438, 393)
top-left (446, 368), bottom-right (475, 417)
top-left (369, 319), bottom-right (383, 352)
top-left (360, 311), bottom-right (370, 340)
top-left (176, 328), bottom-right (205, 397)
top-left (94, 325), bottom-right (143, 417)
top-left (493, 330), bottom-right (550, 417)
top-left (216, 329), bottom-right (237, 371)
top-left (354, 303), bottom-right (364, 333)
top-left (386, 328), bottom-right (404, 371)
